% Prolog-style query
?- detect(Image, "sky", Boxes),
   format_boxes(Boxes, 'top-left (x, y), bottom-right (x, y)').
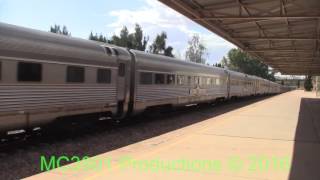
top-left (0, 0), bottom-right (236, 65)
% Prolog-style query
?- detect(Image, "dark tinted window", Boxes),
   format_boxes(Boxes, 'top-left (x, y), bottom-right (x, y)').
top-left (18, 62), bottom-right (42, 82)
top-left (67, 66), bottom-right (85, 83)
top-left (118, 63), bottom-right (125, 77)
top-left (167, 74), bottom-right (175, 85)
top-left (105, 47), bottom-right (112, 55)
top-left (0, 61), bottom-right (1, 80)
top-left (97, 68), bottom-right (111, 84)
top-left (140, 72), bottom-right (153, 84)
top-left (155, 73), bottom-right (165, 84)
top-left (187, 76), bottom-right (192, 85)
top-left (211, 78), bottom-right (215, 85)
top-left (113, 49), bottom-right (119, 56)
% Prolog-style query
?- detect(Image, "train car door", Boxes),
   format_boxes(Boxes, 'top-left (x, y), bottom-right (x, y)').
top-left (113, 48), bottom-right (131, 119)
top-left (225, 70), bottom-right (230, 99)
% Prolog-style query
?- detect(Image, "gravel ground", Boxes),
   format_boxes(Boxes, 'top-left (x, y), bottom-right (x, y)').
top-left (0, 96), bottom-right (271, 180)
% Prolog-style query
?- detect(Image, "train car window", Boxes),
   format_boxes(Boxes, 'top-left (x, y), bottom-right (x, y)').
top-left (167, 74), bottom-right (175, 85)
top-left (206, 77), bottom-right (211, 86)
top-left (113, 49), bottom-right (119, 56)
top-left (97, 68), bottom-right (111, 84)
top-left (67, 66), bottom-right (85, 83)
top-left (221, 79), bottom-right (225, 85)
top-left (118, 63), bottom-right (125, 77)
top-left (140, 72), bottom-right (153, 84)
top-left (216, 78), bottom-right (221, 86)
top-left (155, 73), bottom-right (165, 84)
top-left (18, 62), bottom-right (42, 82)
top-left (203, 78), bottom-right (206, 86)
top-left (0, 61), bottom-right (1, 80)
top-left (202, 77), bottom-right (206, 86)
top-left (177, 75), bottom-right (185, 85)
top-left (105, 47), bottom-right (112, 56)
top-left (187, 76), bottom-right (192, 85)
top-left (195, 77), bottom-right (200, 85)
top-left (199, 77), bottom-right (204, 86)
top-left (211, 78), bottom-right (215, 86)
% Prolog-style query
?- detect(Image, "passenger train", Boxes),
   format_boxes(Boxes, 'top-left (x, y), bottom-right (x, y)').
top-left (0, 22), bottom-right (287, 133)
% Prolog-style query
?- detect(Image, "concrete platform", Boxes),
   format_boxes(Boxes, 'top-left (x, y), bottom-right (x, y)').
top-left (26, 90), bottom-right (320, 180)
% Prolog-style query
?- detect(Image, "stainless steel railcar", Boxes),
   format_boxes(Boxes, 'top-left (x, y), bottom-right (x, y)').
top-left (0, 23), bottom-right (132, 132)
top-left (131, 50), bottom-right (229, 114)
top-left (0, 22), bottom-right (285, 133)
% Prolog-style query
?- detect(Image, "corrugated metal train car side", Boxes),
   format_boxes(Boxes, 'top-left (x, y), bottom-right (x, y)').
top-left (131, 50), bottom-right (229, 114)
top-left (0, 22), bottom-right (126, 132)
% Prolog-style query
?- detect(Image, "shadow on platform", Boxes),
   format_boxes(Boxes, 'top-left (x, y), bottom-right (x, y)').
top-left (289, 98), bottom-right (320, 180)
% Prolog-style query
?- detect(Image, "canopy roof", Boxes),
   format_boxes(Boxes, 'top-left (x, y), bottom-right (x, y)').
top-left (159, 0), bottom-right (320, 75)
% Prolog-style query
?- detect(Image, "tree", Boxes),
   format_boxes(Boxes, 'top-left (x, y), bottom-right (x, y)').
top-left (89, 32), bottom-right (108, 43)
top-left (88, 24), bottom-right (148, 50)
top-left (185, 34), bottom-right (207, 64)
top-left (304, 76), bottom-right (313, 91)
top-left (149, 32), bottom-right (166, 54)
top-left (164, 46), bottom-right (174, 57)
top-left (50, 24), bottom-right (71, 36)
top-left (118, 26), bottom-right (132, 48)
top-left (214, 63), bottom-right (223, 68)
top-left (109, 24), bottom-right (148, 51)
top-left (132, 24), bottom-right (148, 51)
top-left (149, 32), bottom-right (174, 57)
top-left (221, 48), bottom-right (275, 81)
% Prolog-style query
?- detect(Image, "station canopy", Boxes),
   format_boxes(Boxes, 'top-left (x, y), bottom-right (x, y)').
top-left (159, 0), bottom-right (320, 75)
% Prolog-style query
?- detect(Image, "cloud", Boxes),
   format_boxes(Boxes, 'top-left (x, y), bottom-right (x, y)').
top-left (107, 0), bottom-right (235, 64)
top-left (108, 0), bottom-right (191, 34)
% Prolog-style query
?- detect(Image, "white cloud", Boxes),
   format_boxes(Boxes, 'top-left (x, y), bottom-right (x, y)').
top-left (107, 0), bottom-right (235, 64)
top-left (108, 0), bottom-right (192, 34)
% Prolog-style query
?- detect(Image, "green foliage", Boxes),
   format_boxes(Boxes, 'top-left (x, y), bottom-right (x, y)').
top-left (149, 32), bottom-right (167, 54)
top-left (52, 23), bottom-right (176, 57)
top-left (89, 24), bottom-right (148, 51)
top-left (149, 32), bottom-right (174, 57)
top-left (89, 32), bottom-right (108, 43)
top-left (214, 63), bottom-right (223, 68)
top-left (221, 48), bottom-right (275, 81)
top-left (164, 46), bottom-right (174, 57)
top-left (132, 24), bottom-right (148, 51)
top-left (304, 76), bottom-right (313, 91)
top-left (109, 24), bottom-right (149, 51)
top-left (112, 26), bottom-right (133, 48)
top-left (50, 25), bottom-right (71, 36)
top-left (185, 34), bottom-right (207, 64)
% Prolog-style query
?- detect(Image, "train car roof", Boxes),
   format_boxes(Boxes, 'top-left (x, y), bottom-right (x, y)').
top-left (0, 22), bottom-right (128, 67)
top-left (131, 49), bottom-right (228, 76)
top-left (226, 69), bottom-right (247, 79)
